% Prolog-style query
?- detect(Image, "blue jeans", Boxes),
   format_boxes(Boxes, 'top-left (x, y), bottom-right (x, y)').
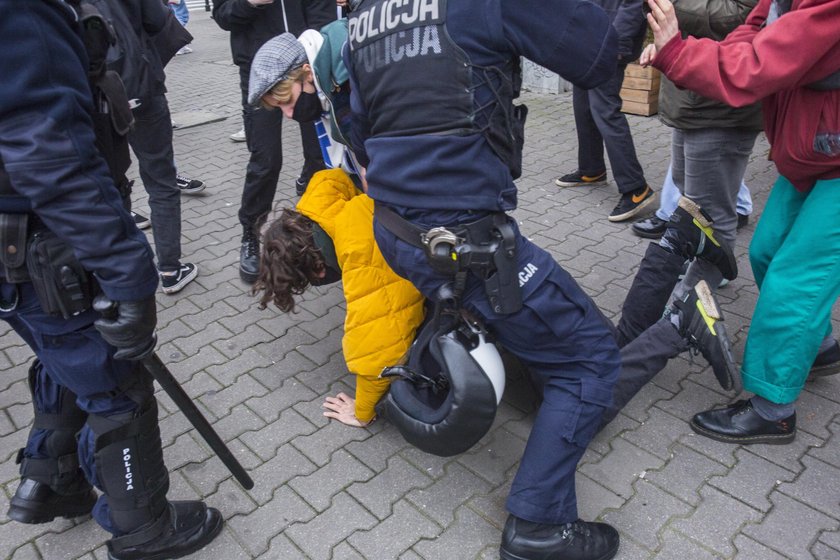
top-left (572, 63), bottom-right (646, 193)
top-left (127, 93), bottom-right (182, 273)
top-left (170, 0), bottom-right (189, 26)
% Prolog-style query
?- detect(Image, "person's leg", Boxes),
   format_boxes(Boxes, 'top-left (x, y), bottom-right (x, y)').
top-left (572, 86), bottom-right (606, 176)
top-left (6, 356), bottom-right (96, 524)
top-left (127, 94), bottom-right (182, 273)
top-left (658, 164), bottom-right (679, 220)
top-left (615, 242), bottom-right (685, 347)
top-left (238, 67), bottom-right (283, 282)
top-left (375, 217), bottom-right (619, 528)
top-left (736, 180), bottom-right (752, 217)
top-left (668, 127), bottom-right (757, 301)
top-left (172, 0), bottom-right (189, 27)
top-left (2, 282), bottom-right (222, 555)
top-left (742, 177), bottom-right (840, 403)
top-left (587, 64), bottom-right (647, 194)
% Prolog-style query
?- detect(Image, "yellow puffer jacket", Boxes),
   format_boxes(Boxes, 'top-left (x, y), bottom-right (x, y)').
top-left (297, 169), bottom-right (425, 422)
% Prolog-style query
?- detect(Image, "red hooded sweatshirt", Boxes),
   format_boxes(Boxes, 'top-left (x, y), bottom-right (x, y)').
top-left (653, 0), bottom-right (840, 192)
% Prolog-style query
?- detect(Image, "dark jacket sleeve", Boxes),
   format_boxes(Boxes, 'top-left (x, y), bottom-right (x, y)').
top-left (612, 0), bottom-right (647, 60)
top-left (212, 0), bottom-right (264, 30)
top-left (344, 42), bottom-right (371, 168)
top-left (674, 0), bottom-right (758, 41)
top-left (304, 0), bottom-right (336, 30)
top-left (139, 0), bottom-right (170, 36)
top-left (499, 0), bottom-right (618, 90)
top-left (0, 1), bottom-right (158, 301)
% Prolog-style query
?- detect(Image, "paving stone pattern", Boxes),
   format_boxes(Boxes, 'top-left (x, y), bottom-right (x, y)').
top-left (1, 12), bottom-right (838, 560)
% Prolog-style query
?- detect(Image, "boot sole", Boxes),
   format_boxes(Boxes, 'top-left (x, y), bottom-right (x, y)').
top-left (239, 266), bottom-right (257, 284)
top-left (108, 509), bottom-right (224, 560)
top-left (808, 360), bottom-right (840, 379)
top-left (500, 541), bottom-right (620, 560)
top-left (8, 502), bottom-right (93, 524)
top-left (555, 179), bottom-right (607, 188)
top-left (690, 419), bottom-right (796, 445)
top-left (608, 193), bottom-right (657, 222)
top-left (693, 281), bottom-right (741, 392)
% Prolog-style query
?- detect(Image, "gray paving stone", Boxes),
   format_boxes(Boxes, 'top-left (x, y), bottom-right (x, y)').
top-left (250, 351), bottom-right (320, 391)
top-left (8, 543), bottom-right (42, 560)
top-left (291, 414), bottom-right (373, 467)
top-left (347, 456), bottom-right (433, 521)
top-left (653, 530), bottom-right (723, 560)
top-left (620, 407), bottom-right (694, 461)
top-left (467, 480), bottom-right (512, 530)
top-left (458, 428), bottom-right (528, 487)
top-left (289, 450), bottom-right (374, 513)
top-left (731, 534), bottom-right (790, 560)
top-left (645, 443), bottom-right (729, 507)
top-left (670, 486), bottom-right (763, 558)
top-left (777, 455), bottom-right (840, 519)
top-left (412, 506), bottom-right (500, 560)
top-left (813, 541), bottom-right (840, 560)
top-left (708, 448), bottom-right (797, 512)
top-left (35, 520), bottom-right (108, 560)
top-left (286, 492), bottom-right (377, 560)
top-left (347, 501), bottom-right (440, 560)
top-left (241, 408), bottom-right (318, 461)
top-left (575, 473), bottom-right (627, 522)
top-left (580, 438), bottom-right (665, 500)
top-left (247, 444), bottom-right (318, 506)
top-left (604, 479), bottom-right (695, 551)
top-left (228, 485), bottom-right (316, 557)
top-left (405, 462), bottom-right (494, 526)
top-left (345, 425), bottom-right (413, 472)
top-left (742, 491), bottom-right (838, 559)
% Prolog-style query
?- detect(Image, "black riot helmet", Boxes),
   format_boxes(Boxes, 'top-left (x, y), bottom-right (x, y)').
top-left (376, 285), bottom-right (505, 457)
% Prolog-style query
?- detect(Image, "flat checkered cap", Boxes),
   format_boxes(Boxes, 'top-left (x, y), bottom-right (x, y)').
top-left (247, 33), bottom-right (308, 106)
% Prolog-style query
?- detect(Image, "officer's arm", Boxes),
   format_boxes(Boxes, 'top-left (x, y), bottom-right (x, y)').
top-left (212, 0), bottom-right (266, 30)
top-left (343, 41), bottom-right (372, 169)
top-left (0, 2), bottom-right (158, 302)
top-left (140, 0), bottom-right (170, 36)
top-left (613, 0), bottom-right (648, 60)
top-left (304, 0), bottom-right (337, 31)
top-left (499, 0), bottom-right (619, 90)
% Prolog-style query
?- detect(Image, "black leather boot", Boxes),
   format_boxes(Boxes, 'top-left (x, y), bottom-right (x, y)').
top-left (239, 226), bottom-right (260, 284)
top-left (107, 501), bottom-right (223, 560)
top-left (691, 399), bottom-right (796, 444)
top-left (500, 515), bottom-right (620, 560)
top-left (8, 477), bottom-right (97, 524)
top-left (8, 359), bottom-right (95, 524)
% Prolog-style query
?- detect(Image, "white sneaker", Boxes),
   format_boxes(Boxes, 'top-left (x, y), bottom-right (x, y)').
top-left (175, 45), bottom-right (192, 56)
top-left (230, 128), bottom-right (246, 143)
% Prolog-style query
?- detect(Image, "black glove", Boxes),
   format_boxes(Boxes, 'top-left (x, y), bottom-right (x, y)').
top-left (93, 294), bottom-right (158, 360)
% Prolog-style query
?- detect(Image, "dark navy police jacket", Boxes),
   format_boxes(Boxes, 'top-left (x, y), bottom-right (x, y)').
top-left (0, 0), bottom-right (158, 302)
top-left (346, 0), bottom-right (619, 213)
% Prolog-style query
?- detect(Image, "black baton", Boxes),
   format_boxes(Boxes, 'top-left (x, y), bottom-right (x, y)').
top-left (94, 297), bottom-right (254, 489)
top-left (140, 352), bottom-right (254, 490)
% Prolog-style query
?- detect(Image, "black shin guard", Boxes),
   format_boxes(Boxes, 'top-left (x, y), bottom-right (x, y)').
top-left (88, 399), bottom-right (169, 535)
top-left (9, 360), bottom-right (96, 523)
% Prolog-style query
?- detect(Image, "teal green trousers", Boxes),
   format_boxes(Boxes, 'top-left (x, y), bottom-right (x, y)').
top-left (743, 175), bottom-right (840, 403)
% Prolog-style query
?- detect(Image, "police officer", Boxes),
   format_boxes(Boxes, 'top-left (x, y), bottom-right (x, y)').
top-left (346, 1), bottom-right (623, 558)
top-left (0, 2), bottom-right (221, 558)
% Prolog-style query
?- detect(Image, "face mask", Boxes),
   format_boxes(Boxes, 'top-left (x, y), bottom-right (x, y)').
top-left (292, 90), bottom-right (322, 123)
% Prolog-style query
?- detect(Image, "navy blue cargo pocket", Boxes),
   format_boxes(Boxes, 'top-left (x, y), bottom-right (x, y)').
top-left (558, 377), bottom-right (614, 447)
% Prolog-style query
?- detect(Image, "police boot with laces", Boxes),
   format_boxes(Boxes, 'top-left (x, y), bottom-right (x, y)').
top-left (662, 197), bottom-right (738, 280)
top-left (673, 279), bottom-right (740, 392)
top-left (239, 226), bottom-right (260, 284)
top-left (107, 500), bottom-right (223, 560)
top-left (500, 515), bottom-right (620, 560)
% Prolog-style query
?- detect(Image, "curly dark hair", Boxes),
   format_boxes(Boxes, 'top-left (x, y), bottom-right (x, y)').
top-left (253, 208), bottom-right (326, 313)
